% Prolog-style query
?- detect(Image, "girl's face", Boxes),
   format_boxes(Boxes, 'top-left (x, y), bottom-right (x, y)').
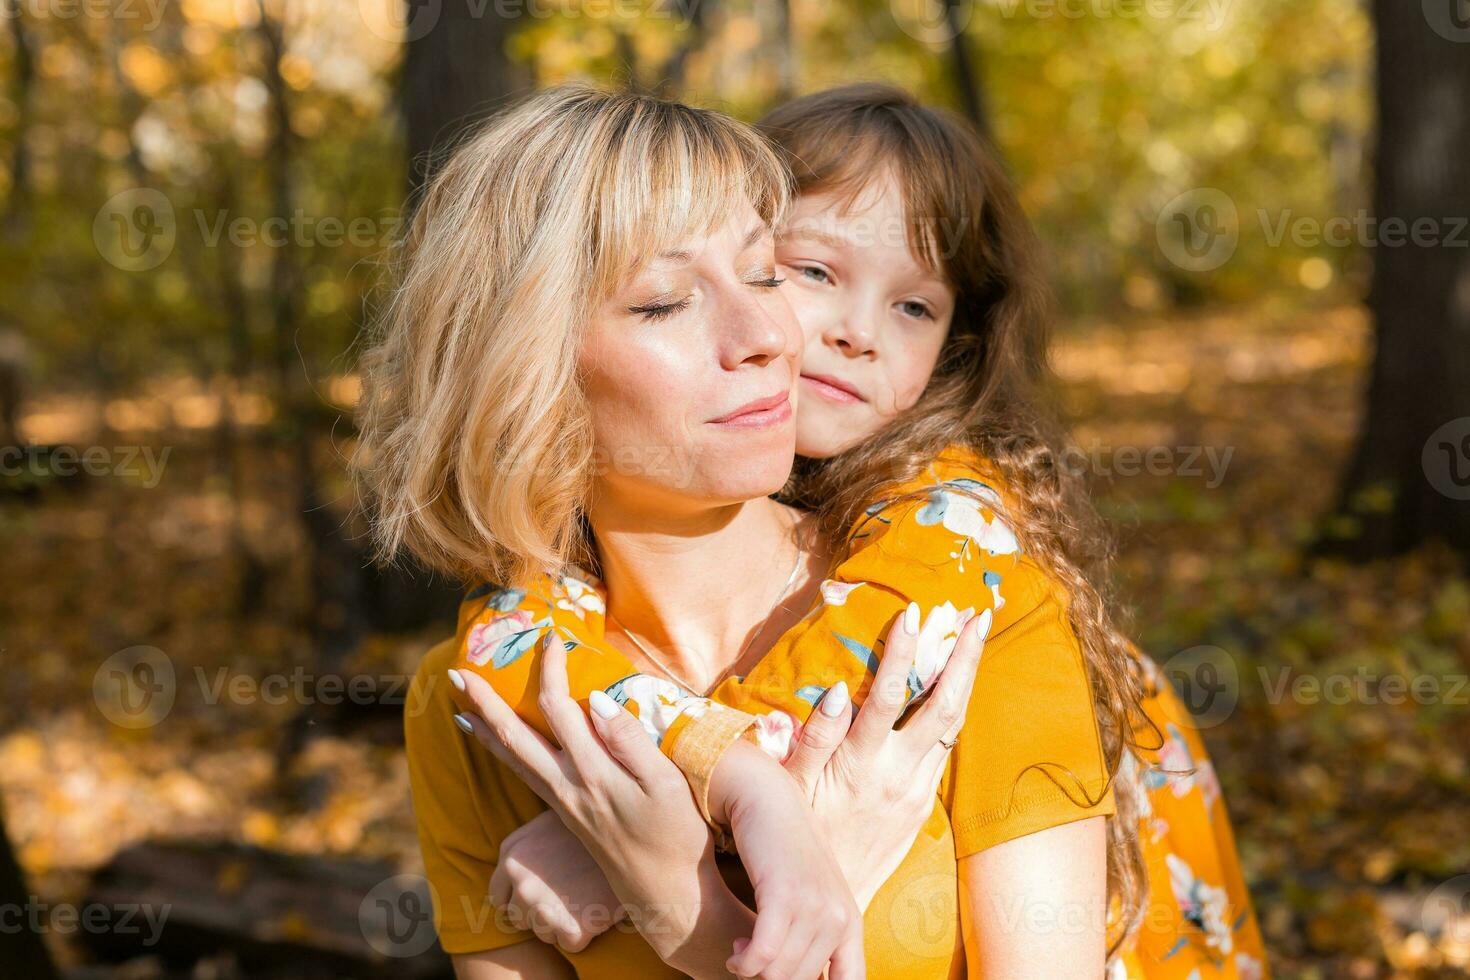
top-left (579, 203), bottom-right (803, 515)
top-left (777, 173), bottom-right (957, 459)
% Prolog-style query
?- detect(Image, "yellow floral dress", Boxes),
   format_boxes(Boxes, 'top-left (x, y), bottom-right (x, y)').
top-left (406, 447), bottom-right (1268, 977)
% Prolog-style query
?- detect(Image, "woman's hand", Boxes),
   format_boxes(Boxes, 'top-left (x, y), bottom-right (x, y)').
top-left (782, 602), bottom-right (993, 909)
top-left (451, 633), bottom-right (865, 980)
top-left (489, 809), bottom-right (627, 954)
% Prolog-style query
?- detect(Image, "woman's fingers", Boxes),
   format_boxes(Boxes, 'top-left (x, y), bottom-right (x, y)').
top-left (451, 668), bottom-right (564, 801)
top-left (584, 689), bottom-right (673, 789)
top-left (782, 680), bottom-right (852, 796)
top-left (843, 601), bottom-right (922, 759)
top-left (903, 607), bottom-right (992, 753)
top-left (537, 632), bottom-right (608, 770)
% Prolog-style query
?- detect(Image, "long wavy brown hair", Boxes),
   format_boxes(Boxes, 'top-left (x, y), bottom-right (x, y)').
top-left (760, 83), bottom-right (1154, 955)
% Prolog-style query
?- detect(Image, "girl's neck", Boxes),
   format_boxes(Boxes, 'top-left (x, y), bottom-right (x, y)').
top-left (588, 493), bottom-right (829, 692)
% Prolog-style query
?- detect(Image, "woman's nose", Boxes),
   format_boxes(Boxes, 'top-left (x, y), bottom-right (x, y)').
top-left (719, 288), bottom-right (798, 369)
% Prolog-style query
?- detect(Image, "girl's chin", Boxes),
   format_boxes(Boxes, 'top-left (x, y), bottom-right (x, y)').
top-left (795, 415), bottom-right (873, 460)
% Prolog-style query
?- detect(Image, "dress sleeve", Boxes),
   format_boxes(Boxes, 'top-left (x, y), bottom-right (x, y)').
top-left (837, 479), bottom-right (1116, 859)
top-left (405, 637), bottom-right (545, 954)
top-left (451, 579), bottom-right (756, 836)
top-left (937, 588), bottom-right (1116, 858)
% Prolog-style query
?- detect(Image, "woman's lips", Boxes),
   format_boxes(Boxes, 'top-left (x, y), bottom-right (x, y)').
top-left (708, 390), bottom-right (793, 429)
top-left (800, 373), bottom-right (864, 405)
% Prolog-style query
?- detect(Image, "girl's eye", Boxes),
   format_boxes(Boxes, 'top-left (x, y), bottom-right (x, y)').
top-left (900, 300), bottom-right (933, 320)
top-left (798, 265), bottom-right (831, 284)
top-left (627, 297), bottom-right (692, 322)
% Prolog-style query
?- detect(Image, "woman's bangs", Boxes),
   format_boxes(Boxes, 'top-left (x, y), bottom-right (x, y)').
top-left (591, 109), bottom-right (789, 300)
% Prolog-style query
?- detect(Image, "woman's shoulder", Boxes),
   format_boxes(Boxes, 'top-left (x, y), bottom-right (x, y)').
top-left (456, 566), bottom-right (608, 669)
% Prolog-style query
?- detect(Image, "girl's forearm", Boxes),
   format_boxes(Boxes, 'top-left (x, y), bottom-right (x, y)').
top-left (643, 856), bottom-right (755, 979)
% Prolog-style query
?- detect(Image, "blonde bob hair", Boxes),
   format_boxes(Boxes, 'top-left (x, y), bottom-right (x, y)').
top-left (354, 84), bottom-right (790, 588)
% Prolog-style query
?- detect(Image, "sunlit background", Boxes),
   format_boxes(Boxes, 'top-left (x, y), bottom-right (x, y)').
top-left (2, 0), bottom-right (1468, 977)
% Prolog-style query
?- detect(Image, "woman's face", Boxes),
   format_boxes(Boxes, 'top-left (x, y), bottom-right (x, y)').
top-left (579, 203), bottom-right (802, 516)
top-left (777, 173), bottom-right (957, 459)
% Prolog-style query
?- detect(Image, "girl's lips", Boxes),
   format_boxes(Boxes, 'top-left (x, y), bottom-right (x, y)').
top-left (800, 373), bottom-right (864, 405)
top-left (708, 390), bottom-right (793, 429)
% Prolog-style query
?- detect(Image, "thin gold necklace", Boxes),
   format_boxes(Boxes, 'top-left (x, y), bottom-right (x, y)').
top-left (609, 513), bottom-right (805, 697)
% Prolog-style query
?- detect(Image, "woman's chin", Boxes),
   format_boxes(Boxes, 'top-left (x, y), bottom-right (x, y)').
top-left (686, 446), bottom-right (797, 503)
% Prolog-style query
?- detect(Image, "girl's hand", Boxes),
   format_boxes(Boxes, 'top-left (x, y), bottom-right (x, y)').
top-left (783, 603), bottom-right (993, 909)
top-left (452, 633), bottom-right (866, 980)
top-left (490, 809), bottom-right (626, 954)
top-left (707, 739), bottom-right (866, 980)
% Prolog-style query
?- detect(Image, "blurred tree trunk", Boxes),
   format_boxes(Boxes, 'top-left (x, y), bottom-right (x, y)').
top-left (946, 0), bottom-right (989, 138)
top-left (0, 799), bottom-right (59, 980)
top-left (1323, 2), bottom-right (1470, 558)
top-left (660, 0), bottom-right (711, 95)
top-left (402, 0), bottom-right (529, 207)
top-left (2, 10), bottom-right (34, 240)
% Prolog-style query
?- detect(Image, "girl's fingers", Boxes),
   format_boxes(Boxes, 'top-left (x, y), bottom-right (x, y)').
top-left (488, 860), bottom-right (514, 914)
top-left (452, 670), bottom-right (564, 802)
top-left (844, 602), bottom-right (922, 760)
top-left (828, 918), bottom-right (869, 980)
top-left (903, 607), bottom-right (992, 753)
top-left (726, 906), bottom-right (793, 978)
top-left (782, 680), bottom-right (852, 796)
top-left (537, 632), bottom-right (608, 771)
top-left (766, 911), bottom-right (824, 980)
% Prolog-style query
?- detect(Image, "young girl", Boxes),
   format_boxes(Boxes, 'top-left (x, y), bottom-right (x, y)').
top-left (429, 85), bottom-right (1266, 976)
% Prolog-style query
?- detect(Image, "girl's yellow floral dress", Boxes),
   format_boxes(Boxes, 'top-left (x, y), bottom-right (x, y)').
top-left (406, 447), bottom-right (1267, 978)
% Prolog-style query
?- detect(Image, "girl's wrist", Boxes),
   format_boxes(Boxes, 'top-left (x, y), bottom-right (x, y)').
top-left (658, 855), bottom-right (755, 978)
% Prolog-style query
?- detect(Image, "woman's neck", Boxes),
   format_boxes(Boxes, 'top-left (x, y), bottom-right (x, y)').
top-left (588, 493), bottom-right (828, 693)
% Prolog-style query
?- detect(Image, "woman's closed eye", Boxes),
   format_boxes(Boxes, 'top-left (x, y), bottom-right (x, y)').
top-left (627, 295), bottom-right (692, 322)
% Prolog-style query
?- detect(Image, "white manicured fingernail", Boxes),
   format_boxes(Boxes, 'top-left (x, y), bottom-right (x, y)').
top-left (453, 713), bottom-right (474, 734)
top-left (820, 680), bottom-right (849, 717)
top-left (903, 601), bottom-right (920, 635)
top-left (975, 607), bottom-right (994, 640)
top-left (588, 689), bottom-right (621, 719)
top-left (447, 669), bottom-right (466, 692)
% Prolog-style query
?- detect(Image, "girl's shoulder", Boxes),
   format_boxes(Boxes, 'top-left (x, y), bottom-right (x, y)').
top-left (835, 445), bottom-right (1052, 632)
